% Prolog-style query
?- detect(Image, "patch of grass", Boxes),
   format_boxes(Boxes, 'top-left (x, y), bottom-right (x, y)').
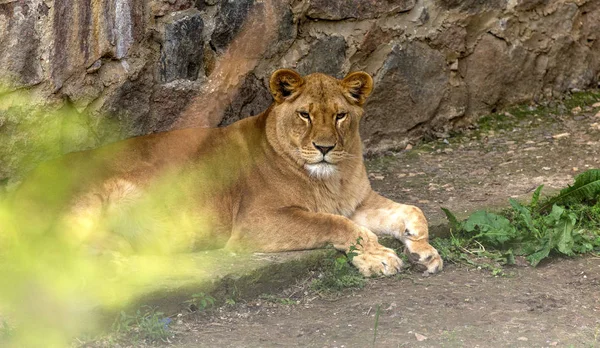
top-left (311, 238), bottom-right (366, 292)
top-left (365, 154), bottom-right (397, 172)
top-left (430, 236), bottom-right (509, 276)
top-left (259, 294), bottom-right (298, 305)
top-left (112, 306), bottom-right (172, 343)
top-left (475, 103), bottom-right (543, 135)
top-left (474, 90), bottom-right (600, 135)
top-left (401, 148), bottom-right (420, 160)
top-left (437, 169), bottom-right (600, 272)
top-left (563, 90), bottom-right (600, 110)
top-left (476, 113), bottom-right (513, 133)
top-left (440, 330), bottom-right (460, 346)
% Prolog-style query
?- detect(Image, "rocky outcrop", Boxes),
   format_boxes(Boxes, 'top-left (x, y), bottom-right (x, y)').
top-left (1, 0), bottom-right (599, 182)
top-left (159, 9), bottom-right (204, 83)
top-left (363, 42), bottom-right (448, 150)
top-left (296, 35), bottom-right (347, 78)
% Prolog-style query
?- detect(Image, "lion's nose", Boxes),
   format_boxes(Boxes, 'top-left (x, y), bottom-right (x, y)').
top-left (313, 143), bottom-right (335, 155)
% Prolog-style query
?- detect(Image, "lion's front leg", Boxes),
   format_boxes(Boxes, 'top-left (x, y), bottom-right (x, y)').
top-left (351, 191), bottom-right (443, 274)
top-left (227, 207), bottom-right (403, 276)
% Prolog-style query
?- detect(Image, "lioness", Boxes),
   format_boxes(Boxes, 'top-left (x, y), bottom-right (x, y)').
top-left (14, 69), bottom-right (442, 276)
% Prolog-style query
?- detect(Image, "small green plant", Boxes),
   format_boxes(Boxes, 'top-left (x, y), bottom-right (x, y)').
top-left (372, 304), bottom-right (381, 347)
top-left (185, 292), bottom-right (216, 311)
top-left (112, 306), bottom-right (172, 342)
top-left (438, 169), bottom-right (600, 271)
top-left (311, 237), bottom-right (366, 292)
top-left (346, 236), bottom-right (362, 262)
top-left (225, 298), bottom-right (236, 306)
top-left (112, 311), bottom-right (134, 334)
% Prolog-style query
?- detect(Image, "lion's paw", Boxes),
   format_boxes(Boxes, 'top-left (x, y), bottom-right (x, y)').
top-left (405, 240), bottom-right (444, 274)
top-left (352, 246), bottom-right (403, 277)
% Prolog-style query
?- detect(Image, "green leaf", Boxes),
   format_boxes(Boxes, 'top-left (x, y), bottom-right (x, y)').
top-left (525, 205), bottom-right (578, 265)
top-left (463, 211), bottom-right (517, 246)
top-left (347, 237), bottom-right (362, 262)
top-left (530, 185), bottom-right (544, 208)
top-left (544, 204), bottom-right (565, 224)
top-left (556, 226), bottom-right (574, 255)
top-left (572, 230), bottom-right (599, 254)
top-left (509, 198), bottom-right (536, 234)
top-left (526, 242), bottom-right (551, 267)
top-left (538, 169), bottom-right (600, 212)
top-left (552, 207), bottom-right (577, 255)
top-left (441, 207), bottom-right (461, 232)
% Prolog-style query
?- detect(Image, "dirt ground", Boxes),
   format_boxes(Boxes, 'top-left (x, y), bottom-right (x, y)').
top-left (367, 100), bottom-right (600, 225)
top-left (114, 98), bottom-right (600, 347)
top-left (175, 257), bottom-right (600, 347)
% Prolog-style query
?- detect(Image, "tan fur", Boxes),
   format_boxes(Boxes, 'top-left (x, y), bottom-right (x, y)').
top-left (14, 70), bottom-right (442, 276)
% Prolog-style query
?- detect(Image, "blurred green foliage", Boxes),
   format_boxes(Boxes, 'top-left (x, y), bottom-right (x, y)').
top-left (0, 87), bottom-right (222, 347)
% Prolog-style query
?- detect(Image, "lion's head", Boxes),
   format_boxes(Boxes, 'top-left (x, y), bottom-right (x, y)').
top-left (267, 69), bottom-right (373, 179)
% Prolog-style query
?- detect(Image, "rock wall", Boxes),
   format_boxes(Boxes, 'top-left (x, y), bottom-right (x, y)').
top-left (1, 0), bottom-right (599, 181)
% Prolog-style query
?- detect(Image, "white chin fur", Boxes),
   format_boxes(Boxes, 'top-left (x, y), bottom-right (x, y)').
top-left (304, 163), bottom-right (337, 179)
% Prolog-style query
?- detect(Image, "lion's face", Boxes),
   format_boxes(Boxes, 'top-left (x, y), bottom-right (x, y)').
top-left (268, 70), bottom-right (373, 179)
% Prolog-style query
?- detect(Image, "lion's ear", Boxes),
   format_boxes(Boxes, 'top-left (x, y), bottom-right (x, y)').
top-left (269, 69), bottom-right (305, 103)
top-left (341, 71), bottom-right (373, 106)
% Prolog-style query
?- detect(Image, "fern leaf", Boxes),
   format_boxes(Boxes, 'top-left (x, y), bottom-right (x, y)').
top-left (537, 169), bottom-right (600, 212)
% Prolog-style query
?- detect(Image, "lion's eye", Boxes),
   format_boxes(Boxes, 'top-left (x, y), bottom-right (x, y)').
top-left (298, 111), bottom-right (310, 120)
top-left (336, 112), bottom-right (348, 120)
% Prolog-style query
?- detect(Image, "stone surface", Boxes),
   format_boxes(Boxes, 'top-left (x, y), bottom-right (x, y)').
top-left (363, 42), bottom-right (447, 150)
top-left (2, 0), bottom-right (600, 179)
top-left (306, 0), bottom-right (416, 20)
top-left (263, 4), bottom-right (296, 59)
top-left (150, 0), bottom-right (194, 17)
top-left (464, 33), bottom-right (511, 115)
top-left (219, 73), bottom-right (273, 126)
top-left (431, 82), bottom-right (468, 131)
top-left (93, 64), bottom-right (155, 143)
top-left (0, 1), bottom-right (44, 89)
top-left (210, 0), bottom-right (254, 53)
top-left (159, 9), bottom-right (204, 83)
top-left (428, 24), bottom-right (467, 55)
top-left (50, 0), bottom-right (147, 89)
top-left (437, 0), bottom-right (508, 11)
top-left (62, 73), bottom-right (105, 112)
top-left (296, 35), bottom-right (347, 78)
top-left (357, 27), bottom-right (396, 58)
